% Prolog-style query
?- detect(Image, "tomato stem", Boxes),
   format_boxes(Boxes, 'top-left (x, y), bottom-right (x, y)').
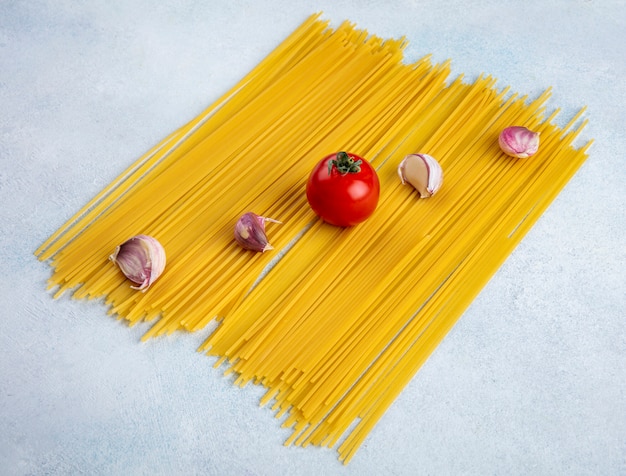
top-left (328, 151), bottom-right (362, 175)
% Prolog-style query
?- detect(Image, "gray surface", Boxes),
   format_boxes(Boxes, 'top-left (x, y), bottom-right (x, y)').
top-left (1, 1), bottom-right (625, 475)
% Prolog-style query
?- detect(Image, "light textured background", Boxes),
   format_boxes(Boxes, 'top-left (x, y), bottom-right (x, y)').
top-left (1, 1), bottom-right (625, 475)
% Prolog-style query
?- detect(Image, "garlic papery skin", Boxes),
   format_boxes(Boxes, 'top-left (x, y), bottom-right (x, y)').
top-left (234, 212), bottom-right (281, 252)
top-left (109, 234), bottom-right (166, 291)
top-left (397, 153), bottom-right (443, 198)
top-left (498, 126), bottom-right (540, 158)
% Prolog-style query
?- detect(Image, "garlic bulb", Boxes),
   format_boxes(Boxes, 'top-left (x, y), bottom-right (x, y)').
top-left (397, 153), bottom-right (443, 198)
top-left (498, 126), bottom-right (540, 158)
top-left (110, 235), bottom-right (166, 291)
top-left (234, 212), bottom-right (281, 252)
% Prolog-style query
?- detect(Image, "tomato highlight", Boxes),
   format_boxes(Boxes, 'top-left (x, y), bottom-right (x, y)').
top-left (306, 151), bottom-right (380, 227)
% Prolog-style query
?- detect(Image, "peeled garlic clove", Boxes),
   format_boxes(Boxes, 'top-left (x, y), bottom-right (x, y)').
top-left (234, 212), bottom-right (281, 252)
top-left (498, 126), bottom-right (540, 158)
top-left (110, 234), bottom-right (166, 291)
top-left (397, 153), bottom-right (443, 198)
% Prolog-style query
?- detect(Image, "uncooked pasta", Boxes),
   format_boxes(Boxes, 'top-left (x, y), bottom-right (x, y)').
top-left (36, 13), bottom-right (591, 464)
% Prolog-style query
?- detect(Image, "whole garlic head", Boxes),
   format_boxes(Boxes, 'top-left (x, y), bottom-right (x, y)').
top-left (397, 153), bottom-right (443, 198)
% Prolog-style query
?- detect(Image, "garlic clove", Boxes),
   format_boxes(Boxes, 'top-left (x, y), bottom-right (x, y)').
top-left (110, 234), bottom-right (166, 291)
top-left (397, 153), bottom-right (443, 198)
top-left (498, 126), bottom-right (540, 158)
top-left (234, 212), bottom-right (281, 252)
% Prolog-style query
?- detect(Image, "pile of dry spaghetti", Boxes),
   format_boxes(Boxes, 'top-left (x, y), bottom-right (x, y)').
top-left (36, 14), bottom-right (591, 464)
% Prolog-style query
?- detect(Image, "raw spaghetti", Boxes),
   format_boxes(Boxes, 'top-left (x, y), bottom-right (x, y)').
top-left (36, 13), bottom-right (591, 464)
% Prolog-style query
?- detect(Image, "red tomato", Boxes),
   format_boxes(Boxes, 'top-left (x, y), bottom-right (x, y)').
top-left (306, 151), bottom-right (380, 227)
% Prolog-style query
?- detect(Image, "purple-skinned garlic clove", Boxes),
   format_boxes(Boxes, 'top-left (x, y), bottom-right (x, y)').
top-left (498, 126), bottom-right (540, 158)
top-left (110, 234), bottom-right (166, 291)
top-left (397, 153), bottom-right (443, 198)
top-left (234, 212), bottom-right (281, 252)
